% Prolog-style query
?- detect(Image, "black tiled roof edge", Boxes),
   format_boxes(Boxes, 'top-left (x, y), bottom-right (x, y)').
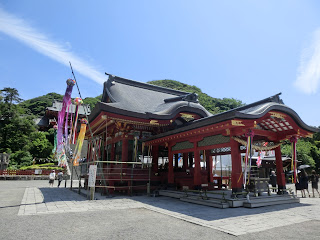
top-left (105, 74), bottom-right (192, 97)
top-left (142, 93), bottom-right (319, 142)
top-left (88, 101), bottom-right (211, 122)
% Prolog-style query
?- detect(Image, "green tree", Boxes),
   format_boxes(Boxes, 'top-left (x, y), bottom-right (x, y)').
top-left (83, 96), bottom-right (101, 112)
top-left (0, 115), bottom-right (37, 152)
top-left (9, 150), bottom-right (33, 168)
top-left (0, 88), bottom-right (54, 169)
top-left (28, 131), bottom-right (53, 158)
top-left (0, 87), bottom-right (24, 120)
top-left (281, 139), bottom-right (316, 167)
top-left (1, 87), bottom-right (23, 105)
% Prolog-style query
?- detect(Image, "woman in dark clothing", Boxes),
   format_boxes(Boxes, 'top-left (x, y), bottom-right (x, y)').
top-left (295, 172), bottom-right (303, 197)
top-left (300, 169), bottom-right (310, 197)
top-left (310, 170), bottom-right (320, 197)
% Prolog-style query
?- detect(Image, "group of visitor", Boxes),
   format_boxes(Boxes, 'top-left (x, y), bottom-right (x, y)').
top-left (48, 170), bottom-right (64, 187)
top-left (294, 169), bottom-right (319, 198)
top-left (270, 169), bottom-right (319, 198)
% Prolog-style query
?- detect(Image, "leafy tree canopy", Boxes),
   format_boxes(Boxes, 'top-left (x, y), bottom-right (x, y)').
top-left (0, 88), bottom-right (54, 169)
top-left (281, 140), bottom-right (316, 168)
top-left (19, 92), bottom-right (63, 116)
top-left (83, 95), bottom-right (102, 111)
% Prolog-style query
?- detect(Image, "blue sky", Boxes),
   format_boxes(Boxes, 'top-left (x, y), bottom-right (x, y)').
top-left (0, 0), bottom-right (320, 127)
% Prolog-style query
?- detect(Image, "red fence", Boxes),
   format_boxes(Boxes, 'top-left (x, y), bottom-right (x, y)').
top-left (0, 169), bottom-right (53, 176)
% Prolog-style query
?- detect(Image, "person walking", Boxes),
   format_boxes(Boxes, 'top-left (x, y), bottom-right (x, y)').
top-left (57, 170), bottom-right (63, 188)
top-left (49, 170), bottom-right (56, 187)
top-left (310, 170), bottom-right (320, 197)
top-left (300, 169), bottom-right (310, 197)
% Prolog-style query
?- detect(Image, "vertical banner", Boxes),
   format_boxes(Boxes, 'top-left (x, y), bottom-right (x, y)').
top-left (72, 97), bottom-right (83, 144)
top-left (290, 136), bottom-right (298, 183)
top-left (244, 129), bottom-right (254, 187)
top-left (64, 100), bottom-right (71, 151)
top-left (52, 125), bottom-right (58, 154)
top-left (57, 79), bottom-right (75, 167)
top-left (73, 118), bottom-right (88, 166)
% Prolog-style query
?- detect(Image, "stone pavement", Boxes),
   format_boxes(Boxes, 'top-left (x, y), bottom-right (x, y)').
top-left (17, 183), bottom-right (320, 236)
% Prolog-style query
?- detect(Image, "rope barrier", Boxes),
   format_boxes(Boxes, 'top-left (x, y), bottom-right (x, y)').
top-left (232, 136), bottom-right (282, 150)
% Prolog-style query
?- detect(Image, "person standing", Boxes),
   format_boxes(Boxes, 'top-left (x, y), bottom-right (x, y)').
top-left (310, 170), bottom-right (320, 197)
top-left (300, 169), bottom-right (310, 197)
top-left (57, 170), bottom-right (63, 188)
top-left (49, 170), bottom-right (56, 187)
top-left (269, 171), bottom-right (277, 192)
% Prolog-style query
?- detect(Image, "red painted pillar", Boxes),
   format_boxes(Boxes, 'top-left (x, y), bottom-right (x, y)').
top-left (193, 143), bottom-right (201, 187)
top-left (122, 138), bottom-right (128, 167)
top-left (183, 153), bottom-right (188, 170)
top-left (205, 150), bottom-right (213, 183)
top-left (152, 145), bottom-right (159, 172)
top-left (230, 137), bottom-right (243, 193)
top-left (275, 145), bottom-right (286, 192)
top-left (168, 144), bottom-right (174, 184)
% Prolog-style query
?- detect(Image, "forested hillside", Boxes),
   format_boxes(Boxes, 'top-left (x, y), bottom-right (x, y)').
top-left (19, 92), bottom-right (63, 116)
top-left (147, 80), bottom-right (244, 114)
top-left (19, 93), bottom-right (101, 116)
top-left (19, 80), bottom-right (243, 116)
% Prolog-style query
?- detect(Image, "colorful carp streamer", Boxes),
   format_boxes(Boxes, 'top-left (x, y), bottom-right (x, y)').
top-left (73, 118), bottom-right (88, 166)
top-left (290, 136), bottom-right (298, 183)
top-left (64, 100), bottom-right (72, 151)
top-left (57, 79), bottom-right (76, 167)
top-left (52, 125), bottom-right (58, 154)
top-left (72, 97), bottom-right (83, 144)
top-left (243, 129), bottom-right (254, 187)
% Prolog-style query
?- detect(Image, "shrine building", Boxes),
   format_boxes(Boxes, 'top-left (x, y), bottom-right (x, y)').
top-left (85, 74), bottom-right (318, 194)
top-left (36, 99), bottom-right (91, 131)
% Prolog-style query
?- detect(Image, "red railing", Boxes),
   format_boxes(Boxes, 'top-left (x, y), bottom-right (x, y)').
top-left (0, 169), bottom-right (53, 176)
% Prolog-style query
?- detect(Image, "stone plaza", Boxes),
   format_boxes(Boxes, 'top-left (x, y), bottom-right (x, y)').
top-left (1, 180), bottom-right (320, 239)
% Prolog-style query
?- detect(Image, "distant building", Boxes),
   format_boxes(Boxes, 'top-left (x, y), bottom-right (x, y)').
top-left (35, 99), bottom-right (91, 131)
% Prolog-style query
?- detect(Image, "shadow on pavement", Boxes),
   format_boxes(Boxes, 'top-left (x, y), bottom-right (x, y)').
top-left (38, 187), bottom-right (87, 203)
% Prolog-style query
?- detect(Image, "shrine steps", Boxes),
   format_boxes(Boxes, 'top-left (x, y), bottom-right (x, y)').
top-left (158, 190), bottom-right (301, 209)
top-left (243, 195), bottom-right (300, 208)
top-left (180, 196), bottom-right (229, 209)
top-left (158, 190), bottom-right (185, 199)
top-left (158, 190), bottom-right (229, 209)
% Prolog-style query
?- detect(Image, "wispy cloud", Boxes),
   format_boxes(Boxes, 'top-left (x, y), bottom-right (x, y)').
top-left (295, 28), bottom-right (320, 94)
top-left (0, 7), bottom-right (106, 85)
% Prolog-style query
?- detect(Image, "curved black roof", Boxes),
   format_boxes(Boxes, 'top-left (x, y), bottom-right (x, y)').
top-left (89, 74), bottom-right (212, 121)
top-left (144, 93), bottom-right (319, 141)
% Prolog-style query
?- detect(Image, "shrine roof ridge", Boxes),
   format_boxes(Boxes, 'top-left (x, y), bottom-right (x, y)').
top-left (89, 74), bottom-right (211, 121)
top-left (143, 93), bottom-right (319, 142)
top-left (104, 73), bottom-right (191, 96)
